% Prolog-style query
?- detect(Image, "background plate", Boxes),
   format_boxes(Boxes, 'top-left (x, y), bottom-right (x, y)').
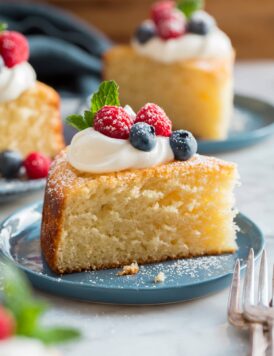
top-left (64, 94), bottom-right (274, 153)
top-left (198, 95), bottom-right (274, 153)
top-left (0, 178), bottom-right (46, 204)
top-left (0, 201), bottom-right (264, 305)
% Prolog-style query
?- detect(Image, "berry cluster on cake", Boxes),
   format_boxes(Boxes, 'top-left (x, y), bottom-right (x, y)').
top-left (104, 0), bottom-right (234, 140)
top-left (41, 80), bottom-right (238, 274)
top-left (0, 24), bottom-right (64, 180)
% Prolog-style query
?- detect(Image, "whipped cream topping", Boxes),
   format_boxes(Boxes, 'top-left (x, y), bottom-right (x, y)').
top-left (0, 61), bottom-right (36, 103)
top-left (132, 12), bottom-right (233, 63)
top-left (68, 128), bottom-right (174, 174)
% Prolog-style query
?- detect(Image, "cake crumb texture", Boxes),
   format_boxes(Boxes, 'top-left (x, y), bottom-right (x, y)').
top-left (41, 152), bottom-right (238, 274)
top-left (154, 271), bottom-right (166, 283)
top-left (117, 262), bottom-right (140, 276)
top-left (0, 81), bottom-right (64, 158)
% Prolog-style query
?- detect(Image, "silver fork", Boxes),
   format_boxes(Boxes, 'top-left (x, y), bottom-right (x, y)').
top-left (228, 254), bottom-right (267, 355)
top-left (243, 249), bottom-right (274, 356)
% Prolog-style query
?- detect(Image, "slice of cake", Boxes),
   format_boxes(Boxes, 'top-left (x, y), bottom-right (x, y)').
top-left (0, 81), bottom-right (63, 158)
top-left (104, 1), bottom-right (234, 140)
top-left (42, 150), bottom-right (238, 274)
top-left (0, 26), bottom-right (64, 158)
top-left (41, 81), bottom-right (238, 274)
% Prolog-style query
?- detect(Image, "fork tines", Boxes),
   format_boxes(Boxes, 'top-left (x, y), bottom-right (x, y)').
top-left (228, 248), bottom-right (272, 355)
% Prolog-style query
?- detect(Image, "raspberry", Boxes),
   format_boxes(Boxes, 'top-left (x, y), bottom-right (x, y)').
top-left (94, 106), bottom-right (133, 139)
top-left (0, 31), bottom-right (29, 68)
top-left (23, 152), bottom-right (51, 180)
top-left (157, 10), bottom-right (186, 40)
top-left (135, 103), bottom-right (172, 137)
top-left (151, 1), bottom-right (175, 25)
top-left (0, 306), bottom-right (15, 340)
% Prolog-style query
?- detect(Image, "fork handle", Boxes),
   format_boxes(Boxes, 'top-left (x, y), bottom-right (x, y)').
top-left (249, 323), bottom-right (266, 356)
top-left (267, 322), bottom-right (274, 356)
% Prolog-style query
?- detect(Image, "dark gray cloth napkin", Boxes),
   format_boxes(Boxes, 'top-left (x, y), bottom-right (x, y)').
top-left (0, 1), bottom-right (112, 96)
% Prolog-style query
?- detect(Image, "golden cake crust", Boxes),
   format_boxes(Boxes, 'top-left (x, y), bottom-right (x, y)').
top-left (0, 81), bottom-right (64, 158)
top-left (41, 151), bottom-right (237, 274)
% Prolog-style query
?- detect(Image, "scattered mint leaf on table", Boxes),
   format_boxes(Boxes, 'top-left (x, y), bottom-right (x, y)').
top-left (177, 0), bottom-right (204, 18)
top-left (15, 302), bottom-right (47, 336)
top-left (0, 261), bottom-right (81, 344)
top-left (66, 80), bottom-right (120, 131)
top-left (0, 23), bottom-right (7, 32)
top-left (32, 327), bottom-right (81, 345)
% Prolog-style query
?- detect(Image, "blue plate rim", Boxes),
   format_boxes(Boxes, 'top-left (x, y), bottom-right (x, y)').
top-left (202, 94), bottom-right (274, 141)
top-left (0, 178), bottom-right (46, 197)
top-left (197, 94), bottom-right (274, 152)
top-left (0, 201), bottom-right (265, 293)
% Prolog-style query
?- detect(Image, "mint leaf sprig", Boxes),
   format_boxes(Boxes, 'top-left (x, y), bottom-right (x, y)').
top-left (66, 111), bottom-right (93, 131)
top-left (0, 22), bottom-right (7, 32)
top-left (66, 80), bottom-right (120, 131)
top-left (0, 261), bottom-right (81, 345)
top-left (90, 80), bottom-right (120, 117)
top-left (177, 0), bottom-right (204, 18)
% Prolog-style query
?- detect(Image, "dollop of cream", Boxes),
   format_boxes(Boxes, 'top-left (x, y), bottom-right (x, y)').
top-left (68, 128), bottom-right (174, 174)
top-left (0, 62), bottom-right (36, 103)
top-left (132, 13), bottom-right (233, 63)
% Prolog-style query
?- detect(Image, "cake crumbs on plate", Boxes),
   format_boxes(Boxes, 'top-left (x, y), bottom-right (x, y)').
top-left (117, 262), bottom-right (139, 276)
top-left (154, 271), bottom-right (166, 283)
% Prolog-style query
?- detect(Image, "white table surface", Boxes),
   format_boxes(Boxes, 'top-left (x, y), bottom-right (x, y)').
top-left (1, 61), bottom-right (274, 356)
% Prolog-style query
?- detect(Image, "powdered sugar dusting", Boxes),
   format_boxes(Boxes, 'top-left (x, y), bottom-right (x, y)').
top-left (26, 254), bottom-right (237, 289)
top-left (45, 151), bottom-right (86, 199)
top-left (45, 150), bottom-right (237, 200)
top-left (84, 254), bottom-right (238, 289)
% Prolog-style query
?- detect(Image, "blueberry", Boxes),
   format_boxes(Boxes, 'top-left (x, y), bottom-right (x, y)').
top-left (130, 122), bottom-right (156, 152)
top-left (187, 12), bottom-right (215, 35)
top-left (169, 130), bottom-right (197, 161)
top-left (134, 21), bottom-right (156, 44)
top-left (0, 150), bottom-right (23, 179)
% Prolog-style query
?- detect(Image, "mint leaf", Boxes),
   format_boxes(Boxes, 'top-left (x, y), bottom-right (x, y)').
top-left (1, 261), bottom-right (47, 335)
top-left (0, 261), bottom-right (81, 344)
top-left (0, 23), bottom-right (7, 32)
top-left (177, 0), bottom-right (204, 18)
top-left (90, 80), bottom-right (120, 117)
top-left (1, 261), bottom-right (33, 313)
top-left (66, 80), bottom-right (120, 131)
top-left (16, 302), bottom-right (47, 336)
top-left (66, 114), bottom-right (89, 131)
top-left (84, 110), bottom-right (94, 127)
top-left (32, 327), bottom-right (81, 345)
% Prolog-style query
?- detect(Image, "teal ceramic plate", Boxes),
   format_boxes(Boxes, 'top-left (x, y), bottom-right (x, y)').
top-left (198, 95), bottom-right (274, 153)
top-left (0, 201), bottom-right (264, 305)
top-left (0, 178), bottom-right (46, 203)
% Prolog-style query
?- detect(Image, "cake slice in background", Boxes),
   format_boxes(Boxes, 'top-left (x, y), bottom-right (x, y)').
top-left (41, 81), bottom-right (238, 274)
top-left (0, 25), bottom-right (64, 159)
top-left (104, 0), bottom-right (234, 140)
